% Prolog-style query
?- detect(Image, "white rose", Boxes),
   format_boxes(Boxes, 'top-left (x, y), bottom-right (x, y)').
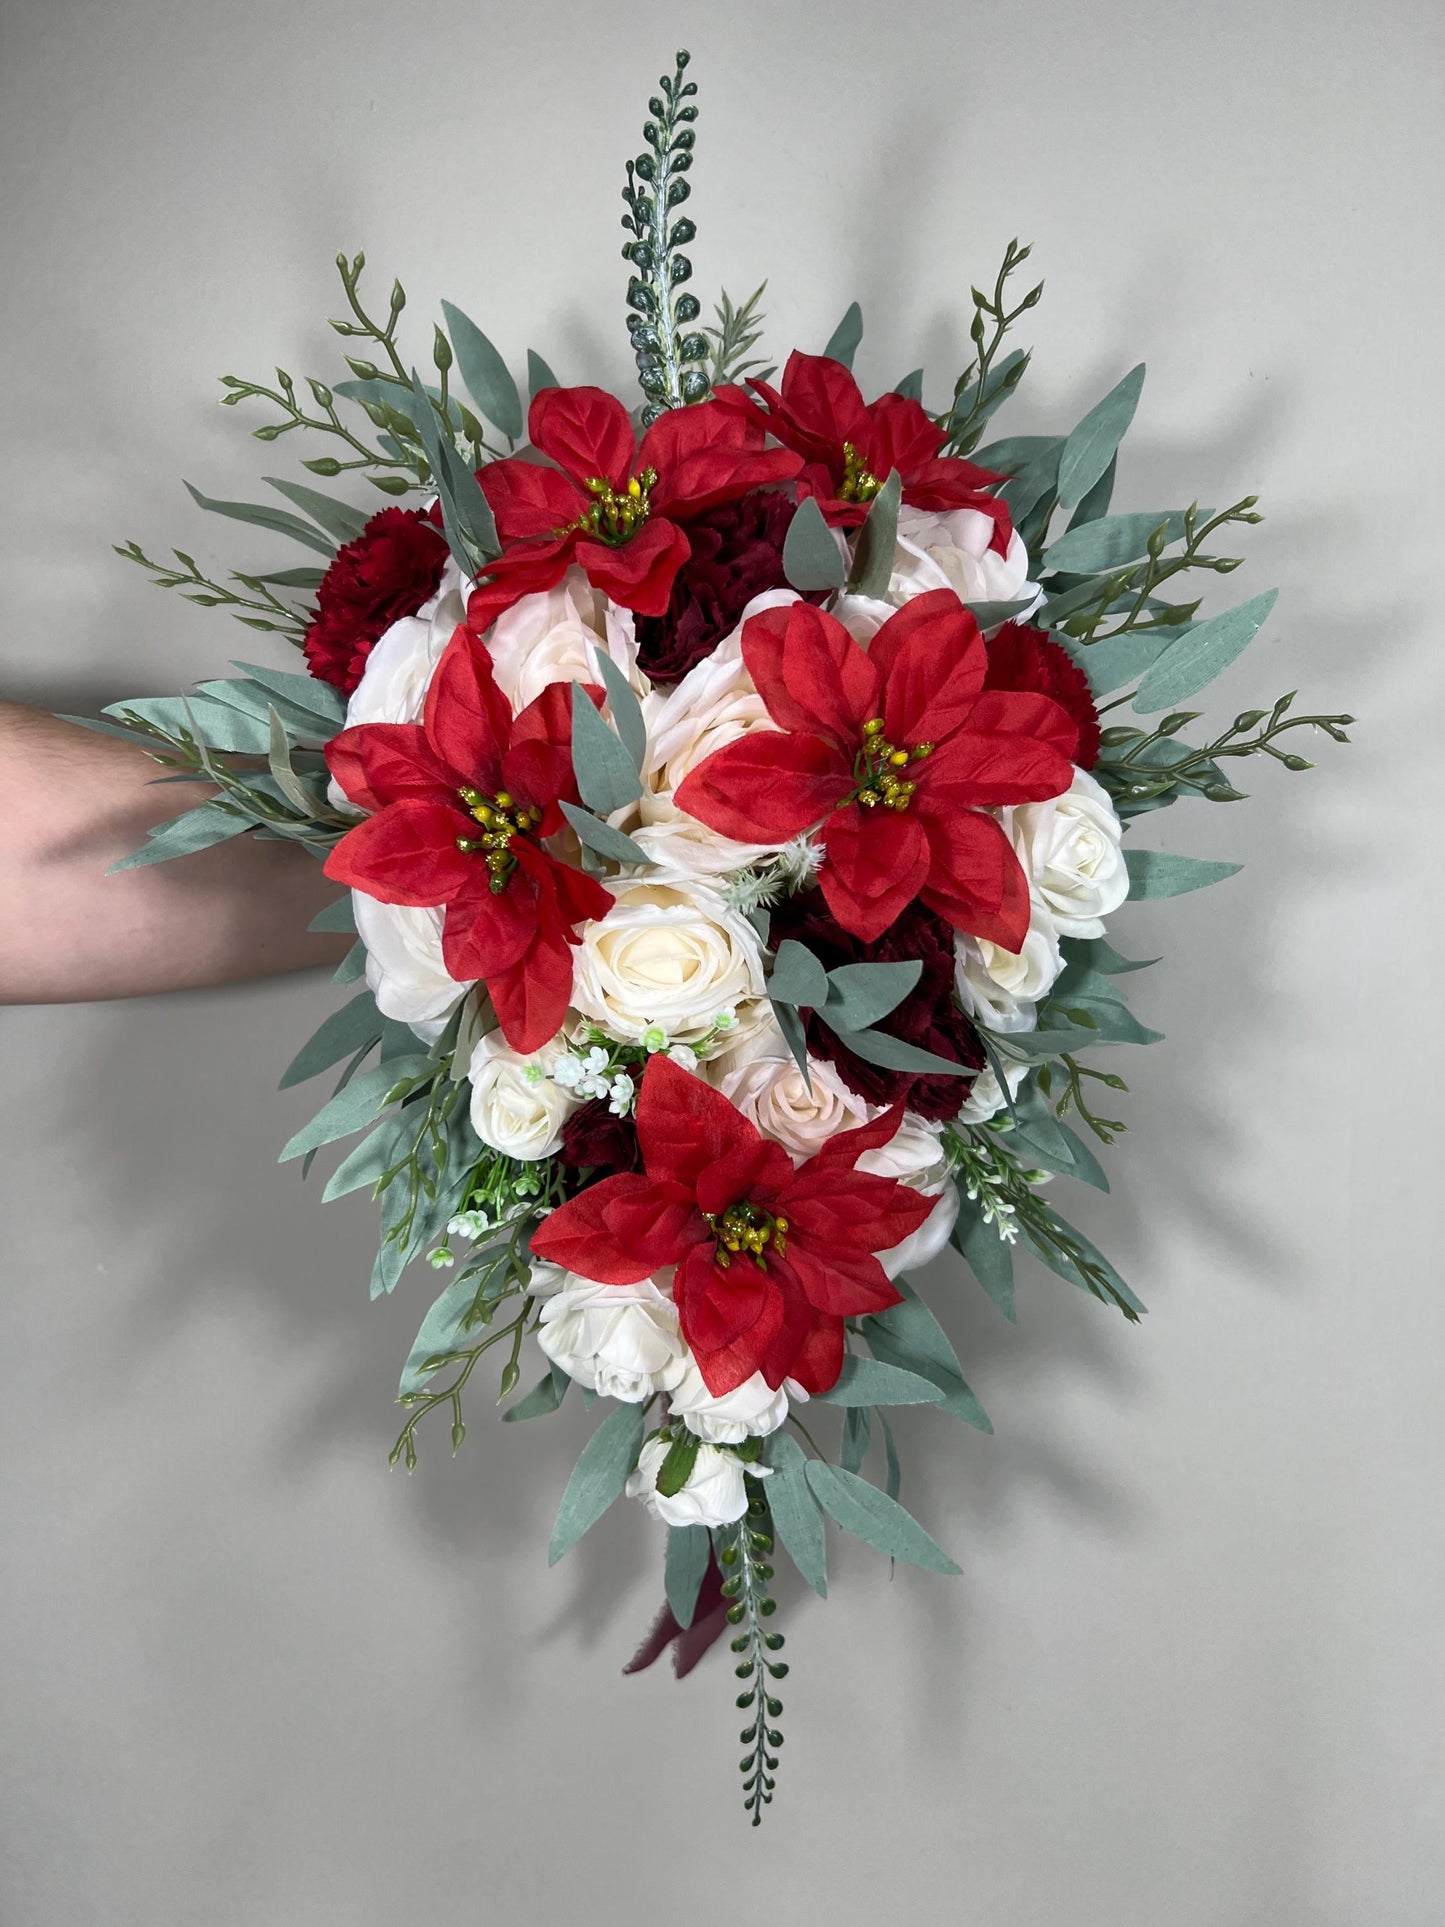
top-left (537, 1273), bottom-right (689, 1403)
top-left (1006, 766), bottom-right (1127, 939)
top-left (956, 1058), bottom-right (1029, 1126)
top-left (878, 1183), bottom-right (960, 1278)
top-left (467, 1031), bottom-right (578, 1160)
top-left (569, 873), bottom-right (767, 1046)
top-left (954, 905), bottom-right (1063, 1033)
top-left (626, 1433), bottom-right (769, 1529)
top-left (326, 558), bottom-right (468, 812)
top-left (668, 1359), bottom-right (802, 1444)
top-left (481, 567), bottom-right (640, 712)
top-left (833, 506), bottom-right (1039, 643)
top-left (352, 892), bottom-right (470, 1039)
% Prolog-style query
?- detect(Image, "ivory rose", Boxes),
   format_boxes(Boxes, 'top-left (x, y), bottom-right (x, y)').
top-left (1007, 767), bottom-right (1128, 938)
top-left (468, 1031), bottom-right (578, 1160)
top-left (480, 566), bottom-right (641, 712)
top-left (626, 1433), bottom-right (767, 1528)
top-left (352, 893), bottom-right (470, 1039)
top-left (536, 1273), bottom-right (688, 1402)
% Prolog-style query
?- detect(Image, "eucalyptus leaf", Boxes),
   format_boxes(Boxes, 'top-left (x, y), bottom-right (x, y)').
top-left (1000, 442), bottom-right (1062, 524)
top-left (1132, 590), bottom-right (1278, 713)
top-left (832, 1027), bottom-right (972, 1077)
top-left (847, 468), bottom-right (902, 599)
top-left (183, 482), bottom-right (335, 557)
top-left (841, 1405), bottom-right (871, 1473)
top-left (104, 692), bottom-right (272, 756)
top-left (821, 959), bottom-right (920, 1031)
top-left (782, 494), bottom-right (845, 592)
top-left (865, 1277), bottom-right (993, 1432)
top-left (1023, 1210), bottom-right (1146, 1319)
top-left (278, 1056), bottom-right (429, 1162)
top-left (1057, 364), bottom-right (1144, 512)
top-left (804, 1462), bottom-right (961, 1575)
top-left (108, 801), bottom-right (250, 872)
top-left (965, 597), bottom-right (1036, 630)
top-left (232, 660), bottom-right (347, 730)
top-left (266, 705), bottom-right (323, 816)
top-left (1060, 627), bottom-right (1179, 697)
top-left (665, 1524), bottom-right (711, 1629)
top-left (440, 300), bottom-right (523, 440)
top-left (1125, 849), bottom-right (1242, 898)
top-left (322, 1112), bottom-right (410, 1201)
top-left (1042, 509), bottom-right (1197, 575)
top-left (333, 939), bottom-right (367, 984)
top-left (589, 649), bottom-right (647, 773)
top-left (1065, 935), bottom-right (1157, 975)
top-left (1068, 452), bottom-right (1117, 528)
top-left (823, 301), bottom-right (863, 368)
top-left (769, 999), bottom-right (813, 1087)
top-left (570, 682), bottom-right (643, 814)
top-left (971, 434), bottom-right (1061, 477)
top-left (893, 368), bottom-right (924, 402)
top-left (278, 988), bottom-right (382, 1089)
top-left (307, 895), bottom-right (356, 935)
top-left (253, 565), bottom-right (328, 590)
top-left (263, 477), bottom-right (368, 545)
top-left (558, 800), bottom-right (650, 867)
top-left (527, 348), bottom-right (559, 396)
top-left (950, 1198), bottom-right (1016, 1321)
top-left (548, 1403), bottom-right (645, 1565)
top-left (762, 1434), bottom-right (827, 1597)
top-left (880, 1414), bottom-right (902, 1501)
top-left (817, 1355), bottom-right (945, 1408)
top-left (502, 1366), bottom-right (571, 1423)
top-left (768, 939), bottom-right (830, 1010)
top-left (398, 1268), bottom-right (484, 1398)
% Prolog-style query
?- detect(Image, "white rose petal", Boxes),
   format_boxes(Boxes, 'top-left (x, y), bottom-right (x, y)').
top-left (954, 906), bottom-right (1062, 1034)
top-left (352, 893), bottom-right (470, 1040)
top-left (468, 1031), bottom-right (579, 1160)
top-left (668, 1358), bottom-right (802, 1445)
top-left (536, 1274), bottom-right (689, 1404)
top-left (626, 1434), bottom-right (769, 1529)
top-left (956, 1058), bottom-right (1030, 1126)
top-left (482, 567), bottom-right (640, 713)
top-left (1007, 767), bottom-right (1128, 939)
top-left (833, 506), bottom-right (1039, 643)
top-left (877, 1184), bottom-right (961, 1279)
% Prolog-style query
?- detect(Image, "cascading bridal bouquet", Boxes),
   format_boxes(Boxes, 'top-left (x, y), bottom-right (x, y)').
top-left (87, 50), bottom-right (1351, 1821)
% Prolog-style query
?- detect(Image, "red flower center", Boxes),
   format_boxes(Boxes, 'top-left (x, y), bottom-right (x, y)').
top-left (705, 1199), bottom-right (790, 1269)
top-left (559, 466), bottom-right (660, 548)
top-left (841, 717), bottom-right (935, 814)
top-left (453, 785), bottom-right (543, 894)
top-left (838, 440), bottom-right (881, 503)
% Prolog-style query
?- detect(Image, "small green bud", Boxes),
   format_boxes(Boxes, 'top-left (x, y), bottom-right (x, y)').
top-left (498, 1360), bottom-right (521, 1400)
top-left (301, 456), bottom-right (343, 476)
top-left (432, 325), bottom-right (453, 371)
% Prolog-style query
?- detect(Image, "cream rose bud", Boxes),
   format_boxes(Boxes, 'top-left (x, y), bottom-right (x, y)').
top-left (353, 892), bottom-right (470, 1039)
top-left (467, 1031), bottom-right (578, 1160)
top-left (569, 874), bottom-right (767, 1047)
top-left (954, 906), bottom-right (1063, 1034)
top-left (956, 1057), bottom-right (1029, 1126)
top-left (481, 567), bottom-right (640, 713)
top-left (536, 1275), bottom-right (688, 1403)
top-left (716, 1042), bottom-right (948, 1187)
top-left (626, 1434), bottom-right (770, 1530)
top-left (878, 1183), bottom-right (960, 1279)
top-left (833, 506), bottom-right (1039, 644)
top-left (1008, 767), bottom-right (1128, 939)
top-left (668, 1357), bottom-right (802, 1444)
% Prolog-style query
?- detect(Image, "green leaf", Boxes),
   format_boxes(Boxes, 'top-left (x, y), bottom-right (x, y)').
top-left (1066, 934), bottom-right (1157, 975)
top-left (823, 301), bottom-right (863, 368)
top-left (502, 1366), bottom-right (571, 1422)
top-left (1000, 441), bottom-right (1062, 523)
top-left (1132, 590), bottom-right (1279, 713)
top-left (769, 1000), bottom-right (813, 1086)
top-left (847, 468), bottom-right (902, 598)
top-left (655, 1429), bottom-right (701, 1498)
top-left (1068, 452), bottom-right (1117, 528)
top-left (841, 1405), bottom-right (871, 1472)
top-left (108, 801), bottom-right (250, 872)
top-left (832, 1027), bottom-right (972, 1077)
top-left (183, 482), bottom-right (335, 557)
top-left (548, 1403), bottom-right (645, 1564)
top-left (971, 434), bottom-right (1061, 477)
top-left (816, 1355), bottom-right (945, 1407)
top-left (665, 1524), bottom-right (711, 1628)
top-left (589, 649), bottom-right (647, 773)
top-left (768, 939), bottom-right (830, 1009)
top-left (893, 368), bottom-right (924, 403)
top-left (865, 1277), bottom-right (993, 1431)
top-left (278, 988), bottom-right (382, 1089)
top-left (964, 596), bottom-right (1037, 629)
top-left (527, 348), bottom-right (559, 397)
top-left (1042, 509), bottom-right (1197, 575)
top-left (1061, 627), bottom-right (1178, 697)
top-left (278, 1056), bottom-right (428, 1162)
top-left (1125, 849), bottom-right (1242, 898)
top-left (398, 1268), bottom-right (485, 1398)
top-left (263, 477), bottom-right (368, 545)
top-left (570, 682), bottom-right (643, 814)
top-left (104, 691), bottom-right (272, 755)
top-left (333, 939), bottom-right (367, 984)
top-left (1022, 1209), bottom-right (1146, 1320)
top-left (1057, 364), bottom-right (1144, 513)
top-left (804, 1461), bottom-right (961, 1574)
top-left (307, 895), bottom-right (356, 934)
top-left (322, 1112), bottom-right (410, 1201)
top-left (762, 1434), bottom-right (827, 1597)
top-left (231, 660), bottom-right (347, 730)
top-left (440, 300), bottom-right (523, 440)
top-left (406, 369), bottom-right (494, 574)
top-left (950, 1198), bottom-right (1016, 1321)
top-left (880, 1413), bottom-right (902, 1500)
top-left (782, 494), bottom-right (845, 592)
top-left (558, 800), bottom-right (649, 866)
top-left (821, 959), bottom-right (921, 1030)
top-left (265, 705), bottom-right (322, 816)
top-left (253, 565), bottom-right (328, 589)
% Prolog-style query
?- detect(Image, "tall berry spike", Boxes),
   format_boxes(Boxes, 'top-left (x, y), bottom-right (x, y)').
top-left (621, 49), bottom-right (712, 425)
top-left (719, 1482), bottom-right (788, 1824)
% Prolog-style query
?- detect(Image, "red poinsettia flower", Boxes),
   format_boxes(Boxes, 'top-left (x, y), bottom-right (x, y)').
top-left (323, 629), bottom-right (612, 1051)
top-left (466, 385), bottom-right (802, 632)
top-left (674, 590), bottom-right (1078, 946)
top-left (530, 1056), bottom-right (934, 1396)
top-left (743, 350), bottom-right (1014, 552)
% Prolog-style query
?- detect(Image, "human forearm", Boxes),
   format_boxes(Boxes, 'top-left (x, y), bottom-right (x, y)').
top-left (0, 703), bottom-right (351, 1002)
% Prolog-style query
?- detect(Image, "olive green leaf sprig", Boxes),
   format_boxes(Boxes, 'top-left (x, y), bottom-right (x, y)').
top-left (621, 49), bottom-right (712, 424)
top-left (939, 239), bottom-right (1044, 457)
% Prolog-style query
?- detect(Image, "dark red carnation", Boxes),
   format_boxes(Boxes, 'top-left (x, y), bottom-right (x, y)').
top-left (769, 890), bottom-right (986, 1121)
top-left (302, 507), bottom-right (449, 695)
top-left (984, 622), bottom-right (1100, 769)
top-left (633, 489), bottom-right (810, 684)
top-left (558, 1099), bottom-right (643, 1189)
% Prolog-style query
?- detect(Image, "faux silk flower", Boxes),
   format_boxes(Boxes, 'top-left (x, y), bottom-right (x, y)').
top-left (530, 1055), bottom-right (934, 1396)
top-left (674, 590), bottom-right (1079, 945)
top-left (323, 629), bottom-right (612, 1051)
top-left (466, 384), bottom-right (801, 630)
top-left (743, 350), bottom-right (1014, 550)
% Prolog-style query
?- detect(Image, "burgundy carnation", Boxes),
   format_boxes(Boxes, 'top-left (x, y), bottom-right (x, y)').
top-left (302, 506), bottom-right (449, 696)
top-left (558, 1099), bottom-right (643, 1190)
top-left (767, 891), bottom-right (985, 1121)
top-left (983, 622), bottom-right (1100, 768)
top-left (633, 489), bottom-right (806, 684)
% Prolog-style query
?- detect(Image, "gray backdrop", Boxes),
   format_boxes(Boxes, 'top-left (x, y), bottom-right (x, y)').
top-left (2, 2), bottom-right (1441, 1921)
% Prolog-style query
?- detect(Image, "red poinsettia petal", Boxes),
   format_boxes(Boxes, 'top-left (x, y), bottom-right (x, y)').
top-left (531, 1173), bottom-right (695, 1283)
top-left (574, 517), bottom-right (691, 618)
top-left (422, 628), bottom-right (513, 789)
top-left (782, 1166), bottom-right (935, 1253)
top-left (801, 1101), bottom-right (909, 1171)
top-left (466, 538), bottom-right (575, 634)
top-left (794, 467), bottom-right (869, 530)
top-left (438, 866), bottom-right (542, 981)
top-left (776, 351), bottom-right (871, 456)
top-left (528, 385), bottom-right (636, 491)
top-left (903, 464), bottom-right (1014, 550)
top-left (867, 589), bottom-right (988, 745)
top-left (818, 804), bottom-right (931, 942)
top-left (784, 1238), bottom-right (904, 1318)
top-left (922, 690), bottom-right (1077, 805)
top-left (676, 1244), bottom-right (786, 1397)
top-left (780, 1310), bottom-right (846, 1395)
top-left (674, 732), bottom-right (851, 843)
top-left (916, 805), bottom-right (1033, 950)
top-left (739, 601), bottom-right (879, 747)
top-left (323, 800), bottom-right (473, 905)
top-left (864, 393), bottom-right (945, 479)
top-left (694, 1134), bottom-right (794, 1221)
top-left (641, 398), bottom-right (803, 519)
top-left (476, 457), bottom-right (581, 544)
top-left (633, 1054), bottom-right (762, 1195)
top-left (516, 840), bottom-right (613, 931)
top-left (323, 722), bottom-right (454, 813)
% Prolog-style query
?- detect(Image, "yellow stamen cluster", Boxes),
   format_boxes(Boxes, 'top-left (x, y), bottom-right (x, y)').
top-left (850, 717), bottom-right (934, 812)
top-left (704, 1201), bottom-right (790, 1269)
top-left (454, 786), bottom-right (544, 894)
top-left (564, 467), bottom-right (659, 547)
top-left (838, 441), bottom-right (881, 504)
